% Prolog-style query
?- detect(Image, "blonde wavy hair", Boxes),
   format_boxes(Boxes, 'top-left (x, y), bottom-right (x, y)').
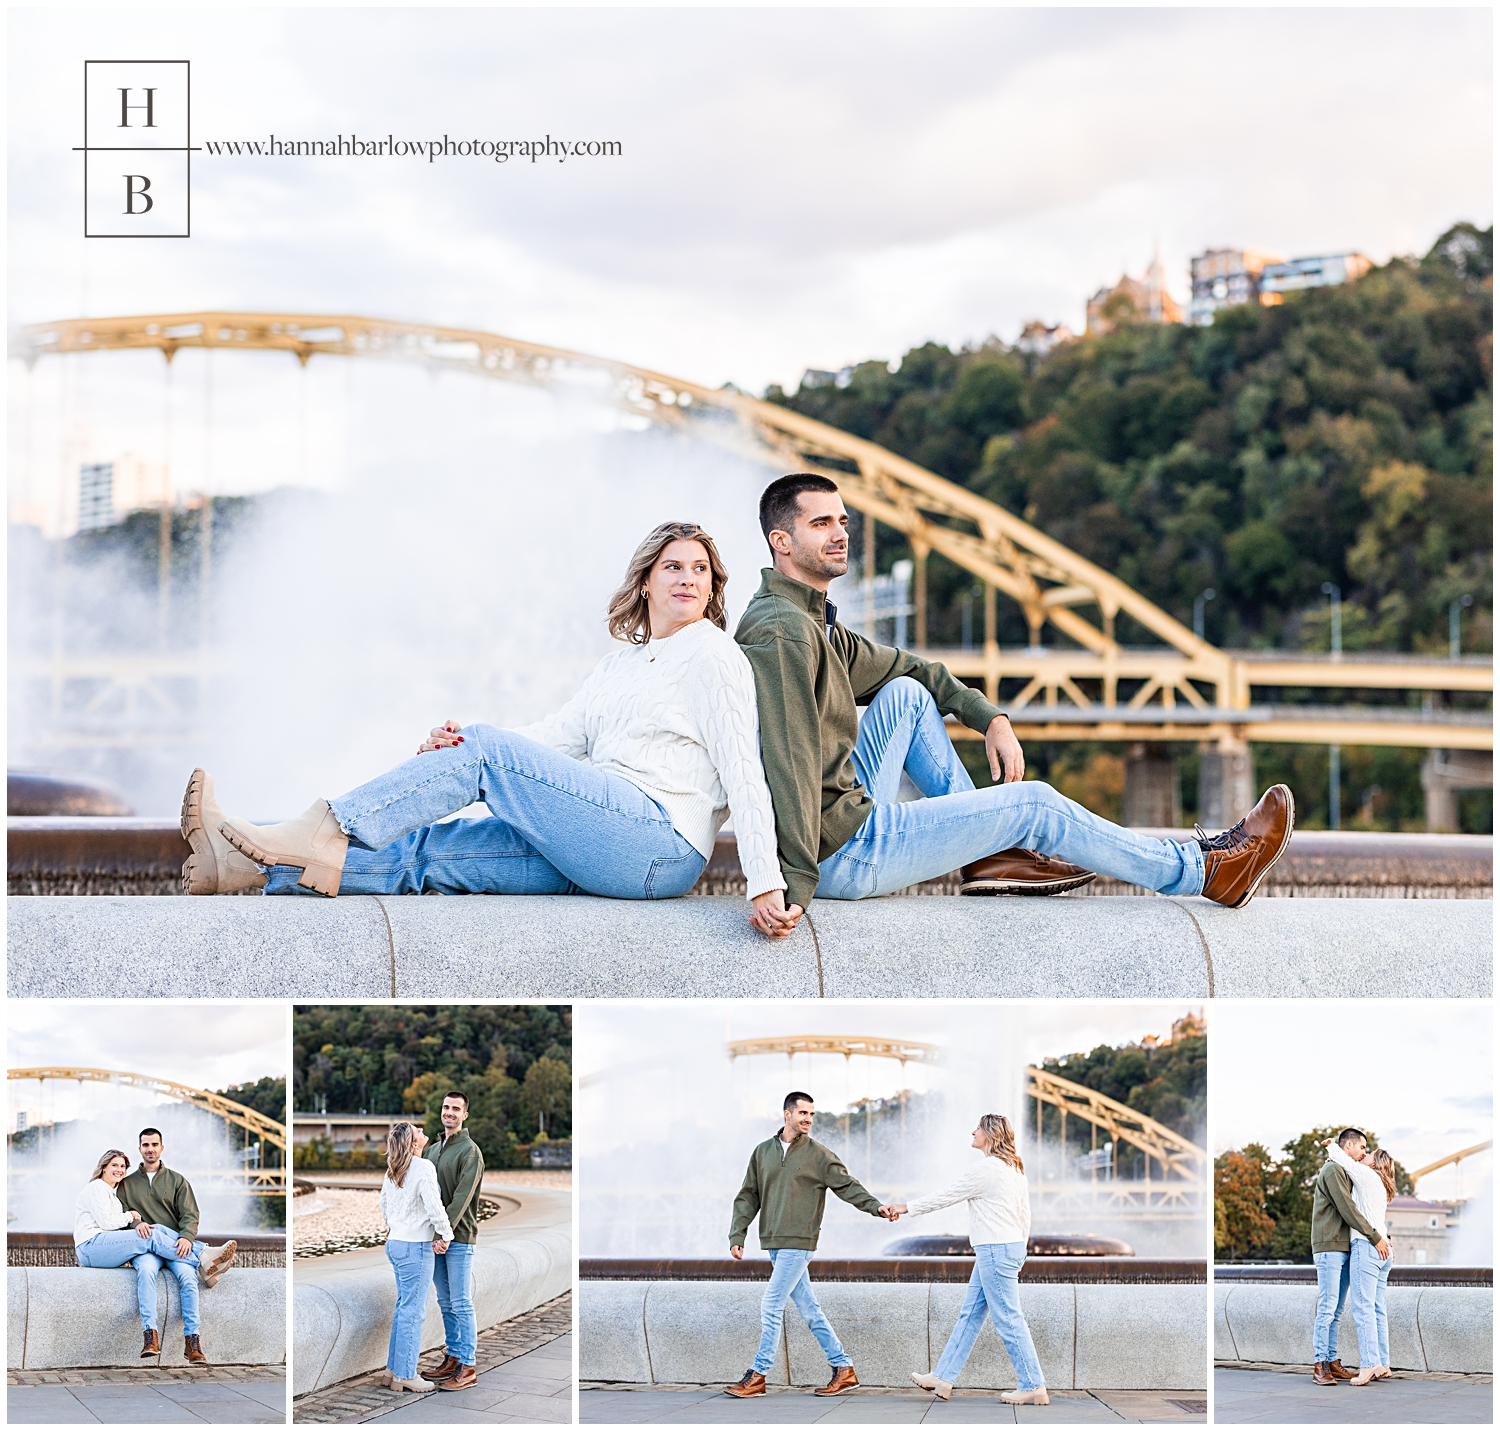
top-left (606, 522), bottom-right (729, 645)
top-left (386, 1121), bottom-right (417, 1189)
top-left (978, 1113), bottom-right (1024, 1173)
top-left (91, 1148), bottom-right (131, 1182)
top-left (1369, 1148), bottom-right (1397, 1202)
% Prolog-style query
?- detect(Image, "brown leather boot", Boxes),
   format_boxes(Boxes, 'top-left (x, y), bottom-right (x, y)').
top-left (1196, 785), bottom-right (1294, 908)
top-left (184, 1334), bottom-right (208, 1364)
top-left (436, 1364), bottom-right (476, 1391)
top-left (726, 1369), bottom-right (767, 1397)
top-left (427, 1354), bottom-right (462, 1382)
top-left (815, 1366), bottom-right (859, 1396)
top-left (960, 849), bottom-right (1097, 895)
top-left (1312, 1361), bottom-right (1337, 1386)
top-left (140, 1329), bottom-right (161, 1358)
top-left (1328, 1359), bottom-right (1356, 1381)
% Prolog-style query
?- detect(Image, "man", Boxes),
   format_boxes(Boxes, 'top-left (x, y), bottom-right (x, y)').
top-left (1311, 1127), bottom-right (1391, 1387)
top-left (725, 1091), bottom-right (899, 1398)
top-left (117, 1127), bottom-right (236, 1364)
top-left (735, 474), bottom-right (1294, 936)
top-left (423, 1091), bottom-right (487, 1391)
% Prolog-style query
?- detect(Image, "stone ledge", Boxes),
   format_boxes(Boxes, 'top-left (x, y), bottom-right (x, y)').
top-left (1214, 1283), bottom-right (1492, 1374)
top-left (580, 1279), bottom-right (1205, 1390)
top-left (9, 893), bottom-right (1491, 998)
top-left (7, 1266), bottom-right (286, 1370)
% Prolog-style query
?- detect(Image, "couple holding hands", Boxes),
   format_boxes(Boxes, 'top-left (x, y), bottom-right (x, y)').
top-left (724, 1091), bottom-right (1048, 1406)
top-left (181, 474), bottom-right (1294, 931)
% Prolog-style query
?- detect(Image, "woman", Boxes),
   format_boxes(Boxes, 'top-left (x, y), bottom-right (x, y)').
top-left (893, 1115), bottom-right (1048, 1406)
top-left (1324, 1137), bottom-right (1396, 1385)
top-left (181, 521), bottom-right (793, 938)
top-left (75, 1149), bottom-right (236, 1286)
top-left (377, 1121), bottom-right (454, 1393)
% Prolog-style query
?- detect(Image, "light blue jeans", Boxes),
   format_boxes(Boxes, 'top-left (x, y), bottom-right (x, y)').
top-left (752, 1248), bottom-right (850, 1375)
top-left (77, 1228), bottom-right (204, 1334)
top-left (1313, 1250), bottom-right (1350, 1362)
top-left (934, 1242), bottom-right (1045, 1390)
top-left (816, 679), bottom-right (1205, 898)
top-left (1349, 1238), bottom-right (1393, 1367)
top-left (264, 724), bottom-right (705, 898)
top-left (432, 1241), bottom-right (477, 1367)
top-left (385, 1239), bottom-right (435, 1379)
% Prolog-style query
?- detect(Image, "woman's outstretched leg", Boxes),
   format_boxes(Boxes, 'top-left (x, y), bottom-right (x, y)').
top-left (231, 724), bottom-right (705, 899)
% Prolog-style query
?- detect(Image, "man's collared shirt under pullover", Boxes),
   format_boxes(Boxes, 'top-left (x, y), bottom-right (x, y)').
top-left (423, 1128), bottom-right (486, 1245)
top-left (1311, 1160), bottom-right (1382, 1254)
top-left (734, 568), bottom-right (1004, 909)
top-left (729, 1129), bottom-right (882, 1252)
top-left (117, 1163), bottom-right (200, 1241)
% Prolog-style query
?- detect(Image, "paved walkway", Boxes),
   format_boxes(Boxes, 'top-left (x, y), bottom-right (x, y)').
top-left (580, 1386), bottom-right (1205, 1423)
top-left (293, 1293), bottom-right (571, 1424)
top-left (6, 1365), bottom-right (285, 1424)
top-left (1214, 1367), bottom-right (1493, 1424)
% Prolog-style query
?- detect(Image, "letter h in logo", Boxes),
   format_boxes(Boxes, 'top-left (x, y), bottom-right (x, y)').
top-left (81, 61), bottom-right (193, 237)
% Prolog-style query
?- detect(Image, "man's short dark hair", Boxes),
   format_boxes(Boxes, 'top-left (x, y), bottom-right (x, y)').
top-left (138, 1127), bottom-right (163, 1143)
top-left (1337, 1127), bottom-right (1366, 1150)
top-left (784, 1091), bottom-right (814, 1112)
top-left (760, 474), bottom-right (840, 549)
top-left (442, 1090), bottom-right (469, 1109)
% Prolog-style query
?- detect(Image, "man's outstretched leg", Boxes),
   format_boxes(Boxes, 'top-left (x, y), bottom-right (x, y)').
top-left (854, 678), bottom-right (1096, 895)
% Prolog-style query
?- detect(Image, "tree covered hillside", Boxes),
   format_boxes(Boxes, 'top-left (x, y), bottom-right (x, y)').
top-left (292, 1005), bottom-right (571, 1161)
top-left (768, 223), bottom-right (1491, 658)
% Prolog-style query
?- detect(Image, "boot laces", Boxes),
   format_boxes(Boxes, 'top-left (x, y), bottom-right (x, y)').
top-left (1194, 818), bottom-right (1250, 853)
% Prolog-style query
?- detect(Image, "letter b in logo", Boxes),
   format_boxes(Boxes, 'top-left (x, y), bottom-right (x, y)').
top-left (84, 62), bottom-right (190, 237)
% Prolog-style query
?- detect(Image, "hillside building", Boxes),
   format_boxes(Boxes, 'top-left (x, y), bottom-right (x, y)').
top-left (76, 453), bottom-right (172, 534)
top-left (1187, 248), bottom-right (1286, 325)
top-left (1016, 320), bottom-right (1075, 357)
top-left (1259, 252), bottom-right (1373, 303)
top-left (1086, 252), bottom-right (1183, 335)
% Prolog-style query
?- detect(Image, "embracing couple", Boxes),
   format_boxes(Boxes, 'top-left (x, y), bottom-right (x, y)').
top-left (180, 474), bottom-right (1294, 929)
top-left (724, 1091), bottom-right (1048, 1405)
top-left (72, 1127), bottom-right (238, 1363)
top-left (374, 1091), bottom-right (485, 1394)
top-left (1312, 1127), bottom-right (1398, 1389)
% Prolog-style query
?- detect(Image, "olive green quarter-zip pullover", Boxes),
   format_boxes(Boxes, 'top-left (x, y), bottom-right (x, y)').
top-left (1311, 1160), bottom-right (1382, 1254)
top-left (729, 1130), bottom-right (883, 1251)
top-left (423, 1128), bottom-right (486, 1245)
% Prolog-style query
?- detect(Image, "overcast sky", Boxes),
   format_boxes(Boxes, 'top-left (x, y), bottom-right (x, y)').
top-left (9, 7), bottom-right (1492, 396)
top-left (7, 1001), bottom-right (286, 1124)
top-left (1212, 1000), bottom-right (1492, 1204)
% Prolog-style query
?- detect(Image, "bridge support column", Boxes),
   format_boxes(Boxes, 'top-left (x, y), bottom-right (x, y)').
top-left (1198, 743), bottom-right (1254, 830)
top-left (1124, 744), bottom-right (1181, 828)
top-left (1421, 749), bottom-right (1493, 832)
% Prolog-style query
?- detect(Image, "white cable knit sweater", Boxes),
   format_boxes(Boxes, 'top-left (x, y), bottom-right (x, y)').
top-left (905, 1155), bottom-right (1033, 1246)
top-left (75, 1178), bottom-right (136, 1247)
top-left (379, 1159), bottom-right (454, 1244)
top-left (512, 619), bottom-right (785, 900)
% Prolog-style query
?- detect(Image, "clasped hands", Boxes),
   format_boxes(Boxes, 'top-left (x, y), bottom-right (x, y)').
top-left (419, 719), bottom-right (465, 754)
top-left (433, 1238), bottom-right (451, 1255)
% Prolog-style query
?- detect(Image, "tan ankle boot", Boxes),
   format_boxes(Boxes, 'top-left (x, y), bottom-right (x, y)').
top-left (181, 770), bottom-right (267, 895)
top-left (1000, 1388), bottom-right (1049, 1405)
top-left (219, 800), bottom-right (348, 897)
top-left (909, 1372), bottom-right (952, 1399)
top-left (200, 1241), bottom-right (237, 1282)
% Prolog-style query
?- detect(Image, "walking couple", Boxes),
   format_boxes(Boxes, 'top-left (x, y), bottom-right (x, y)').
top-left (180, 473), bottom-right (1294, 929)
top-left (72, 1127), bottom-right (238, 1363)
top-left (724, 1092), bottom-right (1047, 1405)
top-left (1312, 1128), bottom-right (1398, 1388)
top-left (375, 1091), bottom-right (486, 1393)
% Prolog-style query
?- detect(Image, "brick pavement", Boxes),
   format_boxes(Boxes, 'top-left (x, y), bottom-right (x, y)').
top-left (7, 1364), bottom-right (285, 1423)
top-left (293, 1292), bottom-right (571, 1424)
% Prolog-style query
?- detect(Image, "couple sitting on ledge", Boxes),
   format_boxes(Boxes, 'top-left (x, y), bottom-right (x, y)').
top-left (182, 472), bottom-right (1293, 936)
top-left (74, 1128), bottom-right (238, 1364)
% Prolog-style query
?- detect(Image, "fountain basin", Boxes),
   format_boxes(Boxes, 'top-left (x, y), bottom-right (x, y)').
top-left (1214, 1280), bottom-right (1492, 1373)
top-left (7, 1266), bottom-right (285, 1369)
top-left (580, 1276), bottom-right (1205, 1389)
top-left (9, 892), bottom-right (1491, 999)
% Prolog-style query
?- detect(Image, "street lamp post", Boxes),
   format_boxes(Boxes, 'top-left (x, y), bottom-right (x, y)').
top-left (1321, 583), bottom-right (1342, 830)
top-left (1193, 588), bottom-right (1216, 641)
top-left (1450, 595), bottom-right (1473, 659)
